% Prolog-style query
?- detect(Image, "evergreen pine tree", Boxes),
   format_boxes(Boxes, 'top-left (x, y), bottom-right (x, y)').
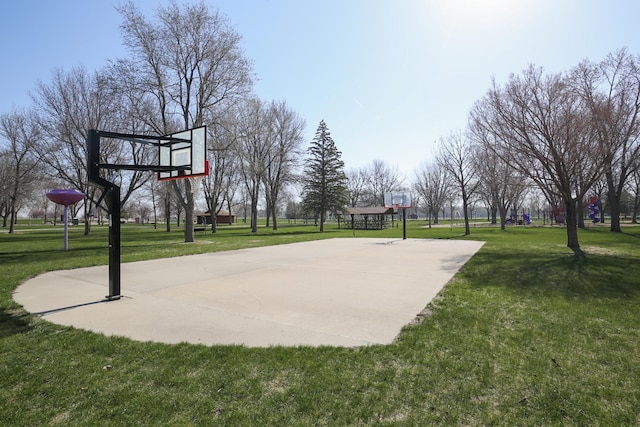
top-left (302, 120), bottom-right (349, 232)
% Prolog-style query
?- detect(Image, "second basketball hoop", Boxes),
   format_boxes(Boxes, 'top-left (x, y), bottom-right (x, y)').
top-left (384, 192), bottom-right (412, 240)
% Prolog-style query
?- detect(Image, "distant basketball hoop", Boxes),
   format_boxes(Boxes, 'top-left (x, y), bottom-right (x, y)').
top-left (384, 192), bottom-right (412, 240)
top-left (384, 192), bottom-right (412, 210)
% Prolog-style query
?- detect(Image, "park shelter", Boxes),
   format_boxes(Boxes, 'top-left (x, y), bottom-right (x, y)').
top-left (341, 207), bottom-right (396, 230)
top-left (196, 210), bottom-right (236, 226)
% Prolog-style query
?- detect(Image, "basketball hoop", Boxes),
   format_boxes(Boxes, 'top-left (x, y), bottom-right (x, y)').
top-left (384, 192), bottom-right (412, 210)
top-left (384, 192), bottom-right (412, 240)
top-left (87, 126), bottom-right (207, 300)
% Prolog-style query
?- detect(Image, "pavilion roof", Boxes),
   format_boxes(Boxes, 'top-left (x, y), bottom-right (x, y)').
top-left (346, 207), bottom-right (395, 215)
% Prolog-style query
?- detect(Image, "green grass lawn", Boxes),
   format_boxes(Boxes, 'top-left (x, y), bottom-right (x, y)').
top-left (1, 221), bottom-right (639, 425)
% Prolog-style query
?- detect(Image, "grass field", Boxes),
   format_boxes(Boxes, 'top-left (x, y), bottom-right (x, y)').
top-left (1, 220), bottom-right (639, 425)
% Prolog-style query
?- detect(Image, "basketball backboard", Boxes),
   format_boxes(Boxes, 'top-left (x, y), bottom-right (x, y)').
top-left (158, 126), bottom-right (207, 181)
top-left (384, 192), bottom-right (412, 208)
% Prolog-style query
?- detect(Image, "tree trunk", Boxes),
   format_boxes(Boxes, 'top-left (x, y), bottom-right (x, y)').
top-left (165, 196), bottom-right (171, 232)
top-left (184, 210), bottom-right (194, 241)
top-left (565, 199), bottom-right (580, 249)
top-left (251, 203), bottom-right (258, 233)
top-left (248, 177), bottom-right (260, 233)
top-left (608, 188), bottom-right (622, 232)
top-left (491, 205), bottom-right (498, 225)
top-left (462, 191), bottom-right (471, 236)
top-left (578, 202), bottom-right (586, 229)
top-left (184, 186), bottom-right (195, 243)
top-left (210, 215), bottom-right (218, 233)
top-left (265, 205), bottom-right (270, 228)
top-left (151, 187), bottom-right (158, 230)
top-left (84, 202), bottom-right (91, 235)
top-left (250, 192), bottom-right (258, 233)
top-left (9, 202), bottom-right (16, 234)
top-left (270, 188), bottom-right (279, 230)
top-left (498, 206), bottom-right (508, 231)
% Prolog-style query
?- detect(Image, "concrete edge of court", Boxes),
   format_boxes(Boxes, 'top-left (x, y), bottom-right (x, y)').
top-left (13, 238), bottom-right (485, 347)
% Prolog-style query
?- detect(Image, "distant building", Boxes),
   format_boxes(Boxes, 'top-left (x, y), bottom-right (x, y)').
top-left (196, 210), bottom-right (236, 226)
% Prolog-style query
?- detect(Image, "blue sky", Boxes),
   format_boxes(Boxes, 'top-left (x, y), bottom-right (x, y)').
top-left (2, 0), bottom-right (639, 176)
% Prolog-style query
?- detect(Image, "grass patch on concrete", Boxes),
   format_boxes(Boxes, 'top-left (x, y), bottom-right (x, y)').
top-left (1, 221), bottom-right (639, 425)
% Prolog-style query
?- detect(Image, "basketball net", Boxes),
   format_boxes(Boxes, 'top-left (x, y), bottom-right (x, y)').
top-left (187, 175), bottom-right (205, 197)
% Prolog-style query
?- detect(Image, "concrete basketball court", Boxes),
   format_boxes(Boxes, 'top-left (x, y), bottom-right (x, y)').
top-left (14, 238), bottom-right (484, 347)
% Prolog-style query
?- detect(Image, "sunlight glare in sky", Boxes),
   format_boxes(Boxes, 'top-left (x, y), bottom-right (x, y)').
top-left (430, 0), bottom-right (532, 51)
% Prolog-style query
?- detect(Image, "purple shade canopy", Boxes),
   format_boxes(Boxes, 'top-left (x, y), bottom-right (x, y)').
top-left (46, 189), bottom-right (85, 206)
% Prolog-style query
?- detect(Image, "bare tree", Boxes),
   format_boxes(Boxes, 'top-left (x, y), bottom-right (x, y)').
top-left (470, 122), bottom-right (529, 229)
top-left (435, 131), bottom-right (479, 235)
top-left (164, 184), bottom-right (178, 231)
top-left (33, 67), bottom-right (117, 234)
top-left (0, 153), bottom-right (12, 226)
top-left (236, 98), bottom-right (274, 233)
top-left (413, 160), bottom-right (451, 227)
top-left (32, 66), bottom-right (152, 235)
top-left (116, 1), bottom-right (253, 242)
top-left (144, 178), bottom-right (161, 229)
top-left (203, 115), bottom-right (239, 233)
top-left (345, 167), bottom-right (368, 207)
top-left (0, 110), bottom-right (41, 232)
top-left (362, 159), bottom-right (404, 206)
top-left (569, 48), bottom-right (640, 232)
top-left (471, 65), bottom-right (611, 249)
top-left (263, 100), bottom-right (305, 230)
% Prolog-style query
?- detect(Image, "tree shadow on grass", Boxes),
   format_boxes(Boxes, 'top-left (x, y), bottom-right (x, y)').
top-left (0, 246), bottom-right (108, 267)
top-left (0, 308), bottom-right (32, 339)
top-left (463, 246), bottom-right (640, 300)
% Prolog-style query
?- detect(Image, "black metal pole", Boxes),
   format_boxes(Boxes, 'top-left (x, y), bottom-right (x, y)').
top-left (402, 207), bottom-right (407, 240)
top-left (107, 185), bottom-right (121, 300)
top-left (88, 129), bottom-right (121, 300)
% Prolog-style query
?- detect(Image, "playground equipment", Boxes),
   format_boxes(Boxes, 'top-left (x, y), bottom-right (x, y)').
top-left (46, 189), bottom-right (84, 251)
top-left (506, 212), bottom-right (531, 225)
